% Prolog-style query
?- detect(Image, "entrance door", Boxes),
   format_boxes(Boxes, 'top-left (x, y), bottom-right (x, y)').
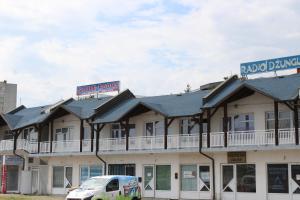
top-left (267, 164), bottom-right (289, 200)
top-left (290, 164), bottom-right (300, 200)
top-left (221, 164), bottom-right (236, 200)
top-left (31, 169), bottom-right (39, 194)
top-left (143, 165), bottom-right (155, 197)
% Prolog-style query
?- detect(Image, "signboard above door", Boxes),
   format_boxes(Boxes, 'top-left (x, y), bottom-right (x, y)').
top-left (227, 152), bottom-right (246, 163)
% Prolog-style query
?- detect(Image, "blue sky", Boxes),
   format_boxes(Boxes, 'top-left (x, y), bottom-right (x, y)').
top-left (0, 0), bottom-right (300, 107)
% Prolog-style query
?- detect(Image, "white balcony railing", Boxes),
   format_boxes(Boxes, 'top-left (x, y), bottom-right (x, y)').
top-left (99, 137), bottom-right (126, 151)
top-left (0, 139), bottom-right (14, 151)
top-left (40, 141), bottom-right (51, 153)
top-left (82, 139), bottom-right (92, 152)
top-left (52, 140), bottom-right (80, 153)
top-left (129, 135), bottom-right (164, 151)
top-left (1, 128), bottom-right (299, 154)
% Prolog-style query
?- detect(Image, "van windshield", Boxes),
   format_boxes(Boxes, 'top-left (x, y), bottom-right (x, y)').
top-left (80, 177), bottom-right (109, 190)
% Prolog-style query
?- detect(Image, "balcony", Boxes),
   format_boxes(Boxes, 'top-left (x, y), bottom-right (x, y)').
top-left (0, 129), bottom-right (299, 155)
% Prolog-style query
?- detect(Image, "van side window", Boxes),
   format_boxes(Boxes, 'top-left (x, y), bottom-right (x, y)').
top-left (106, 179), bottom-right (119, 192)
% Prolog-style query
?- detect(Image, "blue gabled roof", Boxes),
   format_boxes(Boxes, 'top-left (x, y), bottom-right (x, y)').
top-left (94, 89), bottom-right (210, 123)
top-left (4, 105), bottom-right (51, 130)
top-left (203, 73), bottom-right (300, 108)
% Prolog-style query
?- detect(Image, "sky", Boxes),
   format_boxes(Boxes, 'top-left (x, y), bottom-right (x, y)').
top-left (0, 0), bottom-right (300, 107)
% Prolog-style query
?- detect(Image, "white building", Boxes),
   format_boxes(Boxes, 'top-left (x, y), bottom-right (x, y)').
top-left (0, 74), bottom-right (300, 200)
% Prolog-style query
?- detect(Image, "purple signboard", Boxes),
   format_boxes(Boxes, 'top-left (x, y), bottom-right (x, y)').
top-left (76, 81), bottom-right (120, 96)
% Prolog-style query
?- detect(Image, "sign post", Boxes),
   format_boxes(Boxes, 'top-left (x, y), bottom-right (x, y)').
top-left (241, 55), bottom-right (300, 76)
top-left (1, 155), bottom-right (7, 194)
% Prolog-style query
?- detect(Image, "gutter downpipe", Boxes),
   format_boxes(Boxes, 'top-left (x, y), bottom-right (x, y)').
top-left (94, 123), bottom-right (107, 175)
top-left (199, 114), bottom-right (216, 200)
top-left (13, 131), bottom-right (25, 171)
top-left (96, 151), bottom-right (107, 175)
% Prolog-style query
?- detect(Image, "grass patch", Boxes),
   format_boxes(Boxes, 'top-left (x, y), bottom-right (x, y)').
top-left (0, 194), bottom-right (64, 200)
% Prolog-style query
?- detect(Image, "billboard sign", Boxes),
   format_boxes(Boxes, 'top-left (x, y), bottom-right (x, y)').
top-left (77, 81), bottom-right (120, 96)
top-left (241, 55), bottom-right (300, 76)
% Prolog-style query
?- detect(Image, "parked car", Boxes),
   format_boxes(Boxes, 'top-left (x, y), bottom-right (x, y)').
top-left (66, 175), bottom-right (141, 200)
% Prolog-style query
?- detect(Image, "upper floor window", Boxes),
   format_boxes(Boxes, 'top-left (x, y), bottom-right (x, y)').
top-left (265, 111), bottom-right (292, 130)
top-left (145, 121), bottom-right (163, 136)
top-left (222, 113), bottom-right (254, 133)
top-left (4, 130), bottom-right (13, 140)
top-left (22, 127), bottom-right (37, 142)
top-left (180, 118), bottom-right (207, 135)
top-left (111, 123), bottom-right (135, 138)
top-left (83, 126), bottom-right (91, 140)
top-left (55, 127), bottom-right (73, 141)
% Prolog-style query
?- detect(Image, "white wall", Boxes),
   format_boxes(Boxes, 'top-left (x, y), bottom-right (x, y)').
top-left (210, 92), bottom-right (291, 132)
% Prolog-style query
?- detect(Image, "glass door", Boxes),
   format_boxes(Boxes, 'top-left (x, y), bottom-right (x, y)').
top-left (222, 164), bottom-right (236, 200)
top-left (144, 165), bottom-right (154, 197)
top-left (31, 168), bottom-right (39, 194)
top-left (267, 164), bottom-right (289, 200)
top-left (291, 164), bottom-right (300, 200)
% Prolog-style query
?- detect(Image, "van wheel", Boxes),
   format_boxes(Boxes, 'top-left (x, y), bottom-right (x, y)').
top-left (132, 197), bottom-right (138, 200)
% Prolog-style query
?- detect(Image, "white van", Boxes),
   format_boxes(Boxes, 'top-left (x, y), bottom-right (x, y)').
top-left (66, 175), bottom-right (141, 200)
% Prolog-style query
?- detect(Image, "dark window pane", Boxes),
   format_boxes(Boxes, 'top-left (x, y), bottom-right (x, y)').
top-left (146, 123), bottom-right (154, 136)
top-left (223, 165), bottom-right (233, 192)
top-left (108, 164), bottom-right (135, 176)
top-left (237, 164), bottom-right (256, 193)
top-left (267, 164), bottom-right (288, 193)
top-left (106, 179), bottom-right (119, 192)
top-left (156, 165), bottom-right (171, 190)
top-left (53, 166), bottom-right (64, 188)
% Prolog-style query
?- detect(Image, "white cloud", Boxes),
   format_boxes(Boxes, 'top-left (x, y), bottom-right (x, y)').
top-left (0, 0), bottom-right (300, 107)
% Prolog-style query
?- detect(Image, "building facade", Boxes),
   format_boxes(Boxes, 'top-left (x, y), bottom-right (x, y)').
top-left (0, 74), bottom-right (300, 200)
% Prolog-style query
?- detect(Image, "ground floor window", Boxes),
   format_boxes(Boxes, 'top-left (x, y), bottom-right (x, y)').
top-left (108, 164), bottom-right (135, 176)
top-left (237, 164), bottom-right (256, 192)
top-left (156, 165), bottom-right (171, 190)
top-left (181, 165), bottom-right (197, 191)
top-left (180, 165), bottom-right (211, 192)
top-left (7, 165), bottom-right (19, 191)
top-left (53, 166), bottom-right (72, 188)
top-left (267, 164), bottom-right (288, 193)
top-left (80, 165), bottom-right (103, 184)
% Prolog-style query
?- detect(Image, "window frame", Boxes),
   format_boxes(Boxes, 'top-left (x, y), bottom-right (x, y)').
top-left (155, 164), bottom-right (171, 191)
top-left (221, 113), bottom-right (255, 133)
top-left (265, 111), bottom-right (293, 130)
top-left (236, 164), bottom-right (256, 193)
top-left (52, 165), bottom-right (73, 189)
top-left (54, 126), bottom-right (73, 141)
top-left (267, 163), bottom-right (289, 194)
top-left (79, 165), bottom-right (103, 184)
top-left (144, 121), bottom-right (164, 136)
